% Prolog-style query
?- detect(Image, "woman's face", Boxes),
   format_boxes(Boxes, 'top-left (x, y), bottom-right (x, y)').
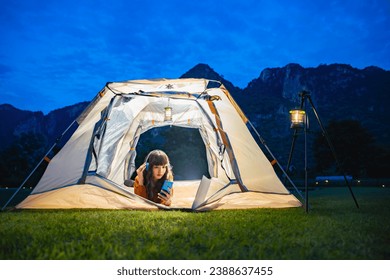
top-left (152, 165), bottom-right (167, 181)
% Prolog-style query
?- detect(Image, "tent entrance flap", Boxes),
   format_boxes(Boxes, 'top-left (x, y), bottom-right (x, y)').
top-left (192, 176), bottom-right (211, 209)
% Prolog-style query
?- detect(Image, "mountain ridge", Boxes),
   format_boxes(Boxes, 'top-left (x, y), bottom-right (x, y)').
top-left (1, 63), bottom-right (389, 160)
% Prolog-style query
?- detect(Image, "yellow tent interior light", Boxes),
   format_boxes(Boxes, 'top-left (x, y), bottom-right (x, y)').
top-left (164, 98), bottom-right (172, 122)
top-left (164, 106), bottom-right (172, 121)
top-left (289, 109), bottom-right (306, 128)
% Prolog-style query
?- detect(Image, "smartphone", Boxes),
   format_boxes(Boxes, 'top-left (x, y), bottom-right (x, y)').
top-left (160, 180), bottom-right (173, 194)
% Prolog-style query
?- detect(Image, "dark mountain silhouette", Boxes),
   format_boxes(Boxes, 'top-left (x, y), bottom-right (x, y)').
top-left (236, 63), bottom-right (390, 163)
top-left (180, 63), bottom-right (242, 96)
top-left (0, 102), bottom-right (89, 149)
top-left (0, 104), bottom-right (45, 149)
top-left (1, 63), bottom-right (389, 179)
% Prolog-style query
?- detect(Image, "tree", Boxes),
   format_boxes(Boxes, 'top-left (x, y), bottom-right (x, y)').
top-left (0, 132), bottom-right (47, 187)
top-left (313, 120), bottom-right (378, 178)
top-left (366, 146), bottom-right (390, 178)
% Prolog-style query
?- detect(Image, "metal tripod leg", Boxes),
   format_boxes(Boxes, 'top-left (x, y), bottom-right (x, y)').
top-left (286, 95), bottom-right (306, 177)
top-left (306, 95), bottom-right (359, 208)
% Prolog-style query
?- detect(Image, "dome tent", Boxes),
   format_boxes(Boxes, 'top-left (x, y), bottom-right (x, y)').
top-left (12, 78), bottom-right (302, 210)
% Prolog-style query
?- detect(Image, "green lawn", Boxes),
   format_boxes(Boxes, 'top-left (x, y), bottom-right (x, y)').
top-left (0, 187), bottom-right (389, 260)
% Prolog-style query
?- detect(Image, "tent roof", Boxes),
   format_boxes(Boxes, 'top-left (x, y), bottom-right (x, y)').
top-left (106, 78), bottom-right (211, 96)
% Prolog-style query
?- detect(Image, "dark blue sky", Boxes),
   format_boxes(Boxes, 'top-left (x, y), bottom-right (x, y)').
top-left (1, 0), bottom-right (389, 113)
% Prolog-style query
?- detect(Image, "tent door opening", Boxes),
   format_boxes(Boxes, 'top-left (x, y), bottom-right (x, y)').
top-left (126, 126), bottom-right (212, 181)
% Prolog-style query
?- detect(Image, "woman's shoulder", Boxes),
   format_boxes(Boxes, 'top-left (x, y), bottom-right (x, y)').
top-left (133, 176), bottom-right (148, 197)
top-left (134, 176), bottom-right (141, 187)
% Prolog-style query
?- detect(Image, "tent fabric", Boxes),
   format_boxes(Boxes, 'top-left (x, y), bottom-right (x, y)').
top-left (16, 180), bottom-right (301, 210)
top-left (16, 78), bottom-right (302, 210)
top-left (16, 185), bottom-right (160, 210)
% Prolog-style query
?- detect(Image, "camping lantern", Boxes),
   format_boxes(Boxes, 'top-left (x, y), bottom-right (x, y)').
top-left (164, 98), bottom-right (172, 122)
top-left (289, 109), bottom-right (306, 129)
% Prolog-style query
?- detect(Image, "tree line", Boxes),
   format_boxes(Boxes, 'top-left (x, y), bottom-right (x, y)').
top-left (0, 120), bottom-right (388, 188)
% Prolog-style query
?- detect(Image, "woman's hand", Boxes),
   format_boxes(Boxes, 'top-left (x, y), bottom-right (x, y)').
top-left (136, 163), bottom-right (146, 186)
top-left (158, 190), bottom-right (172, 206)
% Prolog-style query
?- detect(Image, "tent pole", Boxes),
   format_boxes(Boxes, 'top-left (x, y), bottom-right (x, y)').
top-left (1, 119), bottom-right (78, 211)
top-left (247, 120), bottom-right (305, 202)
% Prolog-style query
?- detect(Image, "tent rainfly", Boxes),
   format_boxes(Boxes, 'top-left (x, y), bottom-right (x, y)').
top-left (13, 78), bottom-right (302, 211)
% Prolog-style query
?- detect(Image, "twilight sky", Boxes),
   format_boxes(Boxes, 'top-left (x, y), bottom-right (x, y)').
top-left (1, 0), bottom-right (389, 113)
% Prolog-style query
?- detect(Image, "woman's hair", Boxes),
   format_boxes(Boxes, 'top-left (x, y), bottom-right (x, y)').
top-left (143, 150), bottom-right (171, 199)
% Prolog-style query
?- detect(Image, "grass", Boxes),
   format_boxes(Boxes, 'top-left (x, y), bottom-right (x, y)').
top-left (0, 187), bottom-right (389, 260)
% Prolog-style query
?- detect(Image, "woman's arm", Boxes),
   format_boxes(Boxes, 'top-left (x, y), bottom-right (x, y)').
top-left (136, 163), bottom-right (146, 186)
top-left (134, 176), bottom-right (148, 199)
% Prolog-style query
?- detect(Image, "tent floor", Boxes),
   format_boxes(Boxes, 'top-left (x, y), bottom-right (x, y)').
top-left (16, 180), bottom-right (302, 210)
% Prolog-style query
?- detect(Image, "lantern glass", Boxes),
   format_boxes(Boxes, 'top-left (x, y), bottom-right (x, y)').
top-left (289, 109), bottom-right (306, 128)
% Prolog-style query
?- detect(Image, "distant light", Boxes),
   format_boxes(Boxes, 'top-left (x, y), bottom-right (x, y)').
top-left (382, 185), bottom-right (385, 188)
top-left (325, 180), bottom-right (329, 183)
top-left (357, 180), bottom-right (361, 183)
top-left (289, 109), bottom-right (306, 129)
top-left (315, 182), bottom-right (319, 185)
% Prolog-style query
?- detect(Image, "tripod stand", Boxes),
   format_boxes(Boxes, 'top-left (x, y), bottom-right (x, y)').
top-left (286, 91), bottom-right (359, 213)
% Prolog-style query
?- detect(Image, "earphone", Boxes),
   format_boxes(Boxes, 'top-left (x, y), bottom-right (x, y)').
top-left (145, 162), bottom-right (150, 171)
top-left (144, 152), bottom-right (151, 171)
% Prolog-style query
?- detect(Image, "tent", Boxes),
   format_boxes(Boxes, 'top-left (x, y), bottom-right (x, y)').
top-left (13, 78), bottom-right (302, 210)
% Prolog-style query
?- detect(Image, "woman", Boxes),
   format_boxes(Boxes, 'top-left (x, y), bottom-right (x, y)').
top-left (134, 150), bottom-right (173, 206)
